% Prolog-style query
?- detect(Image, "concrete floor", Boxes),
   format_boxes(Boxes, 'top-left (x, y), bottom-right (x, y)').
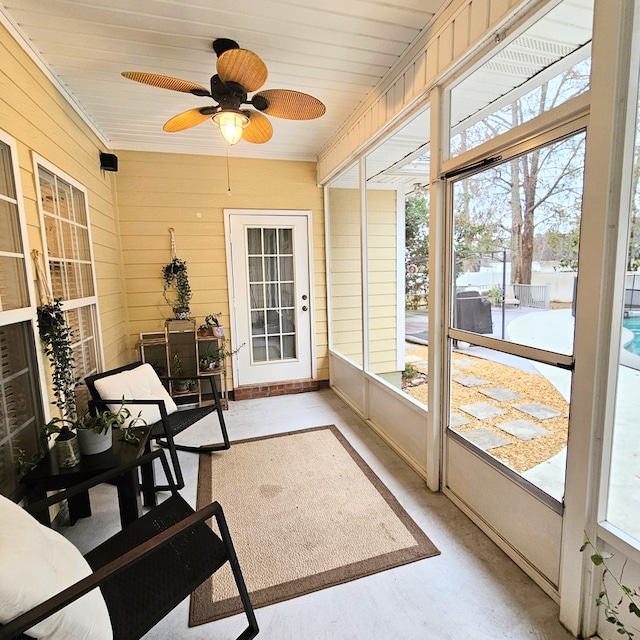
top-left (60, 389), bottom-right (576, 640)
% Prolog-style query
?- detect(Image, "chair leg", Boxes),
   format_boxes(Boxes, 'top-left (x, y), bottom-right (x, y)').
top-left (209, 375), bottom-right (231, 450)
top-left (214, 508), bottom-right (259, 640)
top-left (158, 377), bottom-right (230, 454)
top-left (154, 431), bottom-right (185, 491)
top-left (140, 441), bottom-right (157, 507)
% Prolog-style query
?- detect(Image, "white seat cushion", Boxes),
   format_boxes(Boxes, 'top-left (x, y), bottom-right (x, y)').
top-left (93, 363), bottom-right (178, 427)
top-left (0, 495), bottom-right (113, 640)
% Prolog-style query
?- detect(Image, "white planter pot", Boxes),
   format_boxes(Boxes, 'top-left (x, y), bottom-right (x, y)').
top-left (77, 428), bottom-right (112, 456)
top-left (212, 326), bottom-right (224, 338)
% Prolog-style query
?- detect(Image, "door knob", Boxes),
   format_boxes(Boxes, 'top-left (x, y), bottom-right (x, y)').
top-left (302, 306), bottom-right (308, 311)
top-left (302, 294), bottom-right (308, 300)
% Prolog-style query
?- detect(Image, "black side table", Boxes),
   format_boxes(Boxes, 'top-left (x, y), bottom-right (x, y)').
top-left (21, 426), bottom-right (155, 528)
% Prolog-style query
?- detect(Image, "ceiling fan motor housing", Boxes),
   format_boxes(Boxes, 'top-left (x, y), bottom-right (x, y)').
top-left (210, 75), bottom-right (247, 110)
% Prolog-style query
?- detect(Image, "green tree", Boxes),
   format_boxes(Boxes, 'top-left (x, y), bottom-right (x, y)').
top-left (405, 193), bottom-right (430, 309)
top-left (452, 59), bottom-right (589, 284)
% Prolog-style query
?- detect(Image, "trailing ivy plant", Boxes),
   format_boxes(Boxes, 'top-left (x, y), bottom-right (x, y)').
top-left (161, 257), bottom-right (192, 310)
top-left (37, 299), bottom-right (77, 419)
top-left (581, 535), bottom-right (640, 639)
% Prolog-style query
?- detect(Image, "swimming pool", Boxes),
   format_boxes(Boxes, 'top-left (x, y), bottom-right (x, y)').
top-left (623, 316), bottom-right (640, 355)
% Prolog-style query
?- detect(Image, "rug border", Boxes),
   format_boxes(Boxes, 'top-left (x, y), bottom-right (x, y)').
top-left (189, 425), bottom-right (439, 626)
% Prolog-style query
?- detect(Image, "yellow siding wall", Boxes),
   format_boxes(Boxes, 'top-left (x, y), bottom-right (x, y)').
top-left (328, 187), bottom-right (363, 364)
top-left (113, 150), bottom-right (327, 384)
top-left (367, 189), bottom-right (398, 375)
top-left (0, 24), bottom-right (129, 375)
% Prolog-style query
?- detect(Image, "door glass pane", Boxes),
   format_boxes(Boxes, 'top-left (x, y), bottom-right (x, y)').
top-left (328, 163), bottom-right (363, 366)
top-left (452, 132), bottom-right (586, 355)
top-left (246, 227), bottom-right (297, 363)
top-left (606, 78), bottom-right (640, 543)
top-left (247, 228), bottom-right (262, 254)
top-left (449, 0), bottom-right (593, 158)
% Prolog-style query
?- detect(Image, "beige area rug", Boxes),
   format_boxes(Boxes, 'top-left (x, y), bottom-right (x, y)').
top-left (189, 425), bottom-right (439, 626)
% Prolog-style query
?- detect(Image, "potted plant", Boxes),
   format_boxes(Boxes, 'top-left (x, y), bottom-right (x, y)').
top-left (199, 341), bottom-right (245, 372)
top-left (37, 299), bottom-right (80, 467)
top-left (75, 403), bottom-right (135, 455)
top-left (44, 402), bottom-right (145, 456)
top-left (37, 299), bottom-right (77, 420)
top-left (171, 352), bottom-right (192, 392)
top-left (205, 313), bottom-right (224, 337)
top-left (42, 417), bottom-right (80, 468)
top-left (161, 257), bottom-right (192, 319)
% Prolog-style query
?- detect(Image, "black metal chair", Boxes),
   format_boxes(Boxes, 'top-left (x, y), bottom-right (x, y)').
top-left (0, 450), bottom-right (259, 640)
top-left (85, 361), bottom-right (230, 491)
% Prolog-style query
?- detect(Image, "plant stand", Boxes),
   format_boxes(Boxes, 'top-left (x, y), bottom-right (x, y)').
top-left (137, 319), bottom-right (229, 409)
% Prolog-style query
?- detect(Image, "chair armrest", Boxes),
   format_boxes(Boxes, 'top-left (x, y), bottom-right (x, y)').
top-left (96, 397), bottom-right (167, 406)
top-left (0, 499), bottom-right (225, 640)
top-left (160, 374), bottom-right (218, 382)
top-left (23, 450), bottom-right (176, 518)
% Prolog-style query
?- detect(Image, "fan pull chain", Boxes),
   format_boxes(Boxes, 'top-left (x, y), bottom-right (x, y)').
top-left (169, 227), bottom-right (177, 259)
top-left (226, 151), bottom-right (232, 196)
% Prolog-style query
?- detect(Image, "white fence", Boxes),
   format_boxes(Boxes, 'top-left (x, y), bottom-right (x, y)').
top-left (514, 284), bottom-right (551, 309)
top-left (457, 267), bottom-right (577, 303)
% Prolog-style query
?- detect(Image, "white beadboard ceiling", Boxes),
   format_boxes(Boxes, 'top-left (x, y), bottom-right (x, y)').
top-left (0, 0), bottom-right (451, 162)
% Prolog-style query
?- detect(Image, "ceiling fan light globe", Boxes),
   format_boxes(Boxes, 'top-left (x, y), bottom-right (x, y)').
top-left (212, 110), bottom-right (249, 145)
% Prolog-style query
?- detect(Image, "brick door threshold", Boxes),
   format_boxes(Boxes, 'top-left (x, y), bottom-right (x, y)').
top-left (233, 379), bottom-right (328, 400)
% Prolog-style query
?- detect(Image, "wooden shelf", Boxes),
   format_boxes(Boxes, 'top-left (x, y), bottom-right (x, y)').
top-left (138, 319), bottom-right (228, 410)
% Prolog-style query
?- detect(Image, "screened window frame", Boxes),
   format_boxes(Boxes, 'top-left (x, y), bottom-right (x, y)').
top-left (33, 153), bottom-right (103, 382)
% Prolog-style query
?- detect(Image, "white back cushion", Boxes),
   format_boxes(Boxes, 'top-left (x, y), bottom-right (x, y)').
top-left (93, 363), bottom-right (178, 427)
top-left (0, 495), bottom-right (113, 639)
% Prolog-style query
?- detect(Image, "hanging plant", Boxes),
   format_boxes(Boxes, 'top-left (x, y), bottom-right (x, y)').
top-left (37, 299), bottom-right (77, 419)
top-left (161, 257), bottom-right (192, 313)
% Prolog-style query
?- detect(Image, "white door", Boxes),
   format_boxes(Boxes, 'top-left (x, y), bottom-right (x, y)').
top-left (226, 210), bottom-right (313, 386)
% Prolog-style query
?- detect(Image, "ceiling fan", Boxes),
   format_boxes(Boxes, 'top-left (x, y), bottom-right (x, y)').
top-left (122, 38), bottom-right (326, 146)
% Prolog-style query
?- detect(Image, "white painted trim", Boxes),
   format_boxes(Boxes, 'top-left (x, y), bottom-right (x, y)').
top-left (223, 208), bottom-right (316, 385)
top-left (395, 187), bottom-right (406, 373)
top-left (427, 85), bottom-right (444, 493)
top-left (324, 185), bottom-right (333, 353)
top-left (360, 160), bottom-right (370, 399)
top-left (444, 485), bottom-right (561, 601)
top-left (558, 3), bottom-right (638, 636)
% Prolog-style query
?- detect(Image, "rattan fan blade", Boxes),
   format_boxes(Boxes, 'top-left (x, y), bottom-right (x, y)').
top-left (242, 111), bottom-right (273, 144)
top-left (122, 72), bottom-right (210, 96)
top-left (254, 89), bottom-right (326, 120)
top-left (163, 108), bottom-right (214, 132)
top-left (217, 49), bottom-right (268, 93)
